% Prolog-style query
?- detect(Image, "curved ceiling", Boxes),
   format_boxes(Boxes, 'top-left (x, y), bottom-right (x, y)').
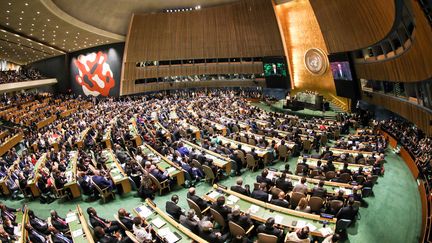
top-left (52, 0), bottom-right (239, 36)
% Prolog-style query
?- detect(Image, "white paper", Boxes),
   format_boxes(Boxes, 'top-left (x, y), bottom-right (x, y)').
top-left (306, 223), bottom-right (317, 232)
top-left (274, 215), bottom-right (284, 224)
top-left (249, 205), bottom-right (260, 214)
top-left (266, 171), bottom-right (275, 180)
top-left (137, 206), bottom-right (153, 219)
top-left (166, 167), bottom-right (176, 173)
top-left (66, 215), bottom-right (78, 223)
top-left (151, 217), bottom-right (166, 228)
top-left (13, 226), bottom-right (20, 236)
top-left (227, 195), bottom-right (239, 203)
top-left (208, 191), bottom-right (221, 199)
top-left (112, 174), bottom-right (122, 180)
top-left (318, 227), bottom-right (333, 237)
top-left (295, 220), bottom-right (307, 229)
top-left (72, 228), bottom-right (83, 238)
top-left (158, 227), bottom-right (179, 243)
top-left (267, 194), bottom-right (273, 202)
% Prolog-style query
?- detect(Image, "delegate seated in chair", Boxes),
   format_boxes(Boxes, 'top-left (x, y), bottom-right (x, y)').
top-left (256, 217), bottom-right (284, 238)
top-left (187, 187), bottom-right (210, 210)
top-left (210, 196), bottom-right (232, 220)
top-left (227, 209), bottom-right (253, 231)
top-left (50, 210), bottom-right (69, 234)
top-left (87, 207), bottom-right (121, 234)
top-left (230, 178), bottom-right (251, 196)
top-left (251, 182), bottom-right (270, 202)
top-left (166, 194), bottom-right (184, 221)
top-left (336, 197), bottom-right (358, 225)
top-left (179, 209), bottom-right (200, 234)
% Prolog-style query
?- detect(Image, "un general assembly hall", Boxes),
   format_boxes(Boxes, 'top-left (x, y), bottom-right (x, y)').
top-left (0, 0), bottom-right (431, 242)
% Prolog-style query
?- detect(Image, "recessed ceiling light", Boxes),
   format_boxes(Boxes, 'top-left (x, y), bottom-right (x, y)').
top-left (6, 10), bottom-right (10, 13)
top-left (8, 3), bottom-right (11, 5)
top-left (25, 3), bottom-right (28, 6)
top-left (47, 19), bottom-right (50, 21)
top-left (21, 11), bottom-right (24, 14)
top-left (18, 28), bottom-right (21, 30)
top-left (19, 17), bottom-right (22, 20)
top-left (66, 31), bottom-right (69, 34)
top-left (6, 23), bottom-right (9, 25)
top-left (37, 11), bottom-right (40, 14)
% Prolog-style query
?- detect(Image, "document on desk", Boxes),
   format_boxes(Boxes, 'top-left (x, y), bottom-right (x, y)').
top-left (249, 205), bottom-right (260, 214)
top-left (306, 223), bottom-right (317, 232)
top-left (318, 227), bottom-right (333, 236)
top-left (227, 195), bottom-right (239, 203)
top-left (266, 171), bottom-right (275, 180)
top-left (136, 205), bottom-right (153, 218)
top-left (166, 167), bottom-right (176, 173)
top-left (66, 214), bottom-right (78, 223)
top-left (295, 220), bottom-right (307, 229)
top-left (274, 215), bottom-right (284, 224)
top-left (151, 217), bottom-right (166, 228)
top-left (72, 228), bottom-right (83, 238)
top-left (112, 174), bottom-right (123, 181)
top-left (158, 228), bottom-right (179, 243)
top-left (208, 191), bottom-right (221, 199)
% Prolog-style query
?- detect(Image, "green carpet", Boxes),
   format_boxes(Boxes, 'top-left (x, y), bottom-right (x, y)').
top-left (251, 100), bottom-right (339, 119)
top-left (2, 150), bottom-right (421, 242)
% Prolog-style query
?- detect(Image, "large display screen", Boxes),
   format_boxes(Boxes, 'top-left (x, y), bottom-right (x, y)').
top-left (262, 57), bottom-right (290, 89)
top-left (330, 61), bottom-right (353, 80)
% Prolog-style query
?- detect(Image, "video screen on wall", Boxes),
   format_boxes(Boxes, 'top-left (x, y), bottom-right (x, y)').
top-left (330, 61), bottom-right (353, 81)
top-left (262, 57), bottom-right (290, 89)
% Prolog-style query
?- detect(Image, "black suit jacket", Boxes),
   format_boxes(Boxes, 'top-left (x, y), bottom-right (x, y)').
top-left (228, 214), bottom-right (252, 230)
top-left (52, 217), bottom-right (69, 233)
top-left (166, 201), bottom-right (183, 220)
top-left (311, 186), bottom-right (327, 198)
top-left (256, 224), bottom-right (283, 237)
top-left (211, 203), bottom-right (231, 219)
top-left (336, 206), bottom-right (358, 221)
top-left (256, 175), bottom-right (273, 187)
top-left (89, 215), bottom-right (110, 229)
top-left (187, 193), bottom-right (208, 210)
top-left (200, 230), bottom-right (223, 243)
top-left (275, 178), bottom-right (293, 192)
top-left (230, 185), bottom-right (250, 196)
top-left (119, 215), bottom-right (134, 230)
top-left (179, 216), bottom-right (199, 234)
top-left (251, 189), bottom-right (269, 202)
top-left (28, 230), bottom-right (47, 243)
top-left (270, 198), bottom-right (290, 208)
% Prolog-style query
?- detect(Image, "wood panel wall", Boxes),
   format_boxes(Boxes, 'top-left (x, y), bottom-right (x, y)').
top-left (355, 0), bottom-right (432, 82)
top-left (310, 0), bottom-right (396, 53)
top-left (121, 0), bottom-right (284, 95)
top-left (363, 91), bottom-right (432, 135)
top-left (131, 80), bottom-right (266, 94)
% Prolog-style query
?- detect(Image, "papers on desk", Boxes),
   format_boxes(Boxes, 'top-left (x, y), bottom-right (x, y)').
top-left (13, 226), bottom-right (21, 236)
top-left (249, 205), bottom-right (260, 214)
top-left (207, 191), bottom-right (221, 200)
top-left (66, 214), bottom-right (78, 223)
top-left (274, 215), bottom-right (284, 224)
top-left (158, 227), bottom-right (180, 243)
top-left (295, 220), bottom-right (307, 229)
top-left (166, 167), bottom-right (176, 174)
top-left (306, 223), bottom-right (317, 232)
top-left (112, 174), bottom-right (123, 181)
top-left (72, 228), bottom-right (83, 238)
top-left (151, 217), bottom-right (166, 228)
top-left (227, 195), bottom-right (239, 204)
top-left (318, 227), bottom-right (333, 237)
top-left (266, 171), bottom-right (275, 180)
top-left (136, 205), bottom-right (153, 219)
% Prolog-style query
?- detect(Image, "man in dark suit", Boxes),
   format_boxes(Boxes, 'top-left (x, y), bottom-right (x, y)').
top-left (117, 208), bottom-right (134, 231)
top-left (230, 178), bottom-right (250, 196)
top-left (336, 198), bottom-right (358, 225)
top-left (339, 162), bottom-right (352, 175)
top-left (94, 226), bottom-right (124, 243)
top-left (25, 224), bottom-right (48, 243)
top-left (187, 187), bottom-right (209, 210)
top-left (211, 196), bottom-right (232, 220)
top-left (256, 217), bottom-right (284, 238)
top-left (166, 195), bottom-right (184, 221)
top-left (251, 182), bottom-right (270, 202)
top-left (227, 209), bottom-right (253, 231)
top-left (179, 209), bottom-right (200, 234)
top-left (275, 172), bottom-right (293, 192)
top-left (0, 203), bottom-right (19, 222)
top-left (87, 207), bottom-right (120, 234)
top-left (270, 191), bottom-right (290, 208)
top-left (256, 169), bottom-right (273, 188)
top-left (92, 171), bottom-right (114, 190)
top-left (311, 180), bottom-right (327, 199)
top-left (50, 210), bottom-right (69, 233)
top-left (199, 221), bottom-right (228, 243)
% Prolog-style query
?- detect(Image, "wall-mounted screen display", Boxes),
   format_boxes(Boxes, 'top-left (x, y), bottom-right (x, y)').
top-left (330, 61), bottom-right (353, 81)
top-left (262, 57), bottom-right (290, 89)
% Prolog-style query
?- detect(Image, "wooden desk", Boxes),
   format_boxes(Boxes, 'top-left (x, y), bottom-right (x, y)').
top-left (63, 151), bottom-right (81, 199)
top-left (133, 199), bottom-right (208, 243)
top-left (27, 153), bottom-right (47, 197)
top-left (217, 136), bottom-right (270, 164)
top-left (0, 133), bottom-right (24, 157)
top-left (153, 121), bottom-right (171, 138)
top-left (180, 139), bottom-right (232, 174)
top-left (220, 117), bottom-right (250, 130)
top-left (204, 186), bottom-right (336, 237)
top-left (74, 205), bottom-right (95, 243)
top-left (328, 148), bottom-right (375, 158)
top-left (36, 115), bottom-right (57, 129)
top-left (102, 150), bottom-right (132, 194)
top-left (238, 131), bottom-right (297, 150)
top-left (76, 128), bottom-right (90, 149)
top-left (139, 144), bottom-right (185, 186)
top-left (16, 207), bottom-right (29, 243)
top-left (297, 157), bottom-right (373, 174)
top-left (202, 118), bottom-right (227, 136)
top-left (129, 116), bottom-right (143, 146)
top-left (269, 171), bottom-right (354, 196)
top-left (179, 121), bottom-right (201, 139)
